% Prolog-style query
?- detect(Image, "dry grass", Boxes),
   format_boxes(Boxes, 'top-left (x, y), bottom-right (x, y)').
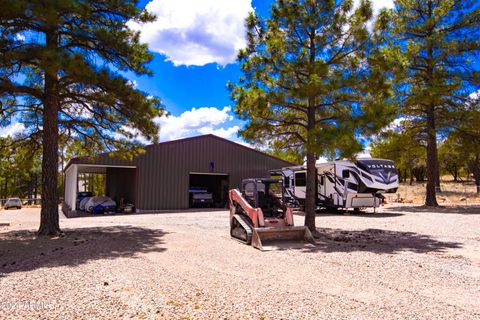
top-left (384, 179), bottom-right (480, 205)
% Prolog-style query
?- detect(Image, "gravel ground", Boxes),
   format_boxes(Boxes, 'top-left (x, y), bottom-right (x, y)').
top-left (0, 205), bottom-right (479, 319)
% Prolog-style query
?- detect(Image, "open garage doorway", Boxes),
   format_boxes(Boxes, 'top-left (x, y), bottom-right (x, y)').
top-left (189, 173), bottom-right (229, 208)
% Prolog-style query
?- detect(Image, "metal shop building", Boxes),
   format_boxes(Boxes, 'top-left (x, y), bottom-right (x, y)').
top-left (63, 134), bottom-right (293, 215)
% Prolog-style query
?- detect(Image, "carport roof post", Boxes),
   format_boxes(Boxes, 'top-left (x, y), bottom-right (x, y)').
top-left (64, 164), bottom-right (78, 210)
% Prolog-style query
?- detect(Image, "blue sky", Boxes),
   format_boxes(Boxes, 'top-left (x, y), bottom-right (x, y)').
top-left (122, 0), bottom-right (275, 144)
top-left (122, 0), bottom-right (394, 144)
top-left (0, 0), bottom-right (395, 146)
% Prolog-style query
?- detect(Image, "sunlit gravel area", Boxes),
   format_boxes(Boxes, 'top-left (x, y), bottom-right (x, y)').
top-left (1, 205), bottom-right (479, 319)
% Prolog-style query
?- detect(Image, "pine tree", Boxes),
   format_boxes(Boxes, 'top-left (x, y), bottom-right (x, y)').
top-left (451, 97), bottom-right (480, 193)
top-left (370, 126), bottom-right (426, 185)
top-left (230, 0), bottom-right (394, 233)
top-left (381, 0), bottom-right (480, 206)
top-left (0, 1), bottom-right (165, 235)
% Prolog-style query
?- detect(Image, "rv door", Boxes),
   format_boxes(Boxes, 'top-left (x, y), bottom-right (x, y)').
top-left (294, 171), bottom-right (307, 199)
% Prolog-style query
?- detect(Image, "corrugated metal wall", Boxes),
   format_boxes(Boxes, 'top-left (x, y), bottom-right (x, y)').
top-left (134, 135), bottom-right (293, 210)
top-left (68, 135), bottom-right (294, 211)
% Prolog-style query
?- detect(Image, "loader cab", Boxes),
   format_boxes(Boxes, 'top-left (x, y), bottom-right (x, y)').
top-left (241, 178), bottom-right (285, 218)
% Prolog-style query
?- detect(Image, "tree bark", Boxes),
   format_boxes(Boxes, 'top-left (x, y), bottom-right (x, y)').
top-left (304, 150), bottom-right (317, 234)
top-left (38, 28), bottom-right (61, 236)
top-left (303, 28), bottom-right (317, 235)
top-left (435, 157), bottom-right (441, 192)
top-left (409, 167), bottom-right (413, 185)
top-left (304, 101), bottom-right (317, 234)
top-left (474, 155), bottom-right (480, 195)
top-left (425, 105), bottom-right (439, 206)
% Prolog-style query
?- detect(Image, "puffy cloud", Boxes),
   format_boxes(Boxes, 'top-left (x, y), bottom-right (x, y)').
top-left (354, 0), bottom-right (394, 14)
top-left (0, 121), bottom-right (25, 137)
top-left (155, 106), bottom-right (239, 141)
top-left (469, 89), bottom-right (480, 100)
top-left (198, 125), bottom-right (240, 139)
top-left (371, 0), bottom-right (394, 12)
top-left (15, 34), bottom-right (25, 41)
top-left (352, 0), bottom-right (394, 31)
top-left (128, 0), bottom-right (253, 66)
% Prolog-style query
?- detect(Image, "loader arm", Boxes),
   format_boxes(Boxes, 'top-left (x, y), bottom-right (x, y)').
top-left (229, 189), bottom-right (265, 227)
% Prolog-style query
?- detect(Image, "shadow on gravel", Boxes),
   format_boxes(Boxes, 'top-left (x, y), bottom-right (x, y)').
top-left (0, 226), bottom-right (167, 276)
top-left (66, 208), bottom-right (228, 218)
top-left (302, 228), bottom-right (462, 254)
top-left (385, 205), bottom-right (480, 215)
top-left (294, 211), bottom-right (404, 218)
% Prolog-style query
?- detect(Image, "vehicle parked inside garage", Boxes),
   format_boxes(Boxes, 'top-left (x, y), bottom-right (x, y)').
top-left (189, 187), bottom-right (214, 208)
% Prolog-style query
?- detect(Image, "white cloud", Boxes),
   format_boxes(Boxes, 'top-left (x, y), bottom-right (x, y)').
top-left (15, 34), bottom-right (25, 41)
top-left (198, 125), bottom-right (240, 139)
top-left (128, 0), bottom-right (253, 66)
top-left (127, 80), bottom-right (138, 88)
top-left (469, 89), bottom-right (480, 100)
top-left (352, 0), bottom-right (394, 31)
top-left (371, 0), bottom-right (394, 13)
top-left (381, 116), bottom-right (407, 133)
top-left (0, 121), bottom-right (25, 137)
top-left (354, 0), bottom-right (394, 14)
top-left (155, 106), bottom-right (239, 141)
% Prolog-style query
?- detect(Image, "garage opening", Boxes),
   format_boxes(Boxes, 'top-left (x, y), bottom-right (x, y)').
top-left (189, 173), bottom-right (229, 208)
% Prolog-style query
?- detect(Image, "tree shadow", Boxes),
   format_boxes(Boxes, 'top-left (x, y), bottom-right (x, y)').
top-left (294, 210), bottom-right (404, 218)
top-left (300, 227), bottom-right (462, 254)
top-left (0, 226), bottom-right (167, 276)
top-left (384, 205), bottom-right (480, 215)
top-left (66, 208), bottom-right (228, 218)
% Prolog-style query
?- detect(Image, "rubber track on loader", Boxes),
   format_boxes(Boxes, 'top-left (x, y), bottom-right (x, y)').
top-left (231, 214), bottom-right (253, 245)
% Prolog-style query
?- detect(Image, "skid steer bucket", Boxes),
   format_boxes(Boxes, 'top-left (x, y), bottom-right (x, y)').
top-left (251, 226), bottom-right (315, 251)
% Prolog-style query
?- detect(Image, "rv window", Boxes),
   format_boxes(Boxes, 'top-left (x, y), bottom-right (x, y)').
top-left (295, 172), bottom-right (306, 187)
top-left (347, 182), bottom-right (358, 191)
top-left (342, 170), bottom-right (350, 178)
top-left (319, 176), bottom-right (324, 185)
top-left (284, 177), bottom-right (290, 188)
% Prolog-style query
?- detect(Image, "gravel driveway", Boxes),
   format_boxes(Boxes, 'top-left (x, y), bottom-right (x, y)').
top-left (0, 205), bottom-right (479, 319)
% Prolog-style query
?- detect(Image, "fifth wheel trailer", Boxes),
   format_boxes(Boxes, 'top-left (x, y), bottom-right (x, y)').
top-left (272, 158), bottom-right (399, 210)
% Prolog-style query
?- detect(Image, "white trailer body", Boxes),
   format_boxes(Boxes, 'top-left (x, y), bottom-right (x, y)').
top-left (274, 158), bottom-right (399, 210)
top-left (271, 166), bottom-right (307, 208)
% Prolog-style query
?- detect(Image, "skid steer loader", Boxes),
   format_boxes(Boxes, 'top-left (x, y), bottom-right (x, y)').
top-left (229, 178), bottom-right (315, 250)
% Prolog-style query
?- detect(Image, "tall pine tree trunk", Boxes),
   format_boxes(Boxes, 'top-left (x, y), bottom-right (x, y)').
top-left (474, 154), bottom-right (480, 195)
top-left (425, 105), bottom-right (439, 206)
top-left (38, 28), bottom-right (61, 236)
top-left (435, 157), bottom-right (441, 192)
top-left (304, 101), bottom-right (317, 234)
top-left (303, 30), bottom-right (317, 235)
top-left (305, 150), bottom-right (317, 234)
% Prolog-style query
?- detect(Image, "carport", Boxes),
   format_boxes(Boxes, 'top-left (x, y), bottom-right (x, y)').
top-left (64, 163), bottom-right (136, 213)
